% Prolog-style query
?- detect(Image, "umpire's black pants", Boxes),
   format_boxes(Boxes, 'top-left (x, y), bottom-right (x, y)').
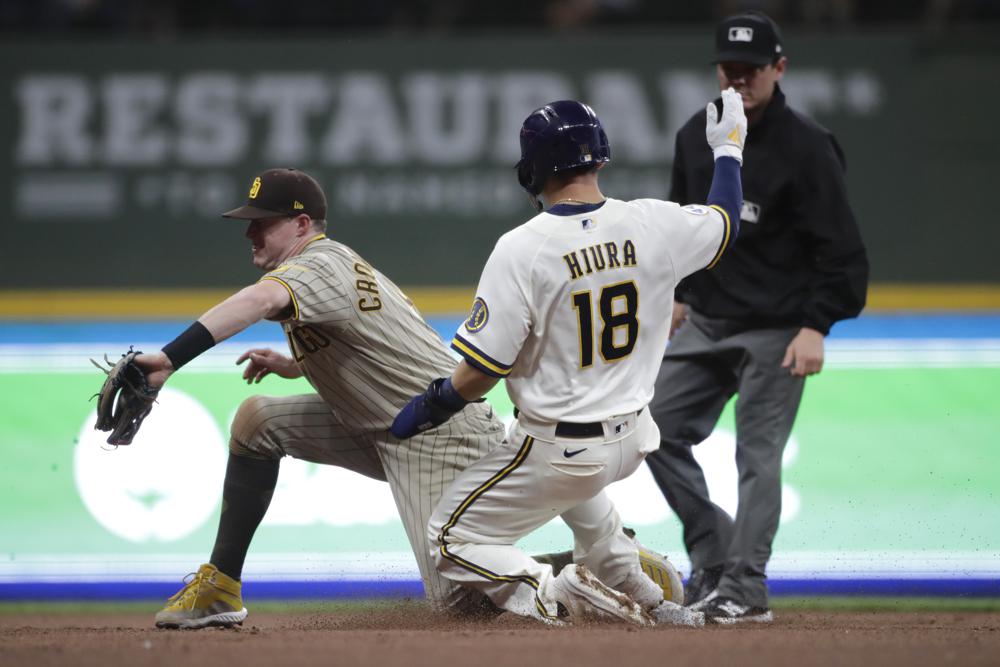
top-left (646, 310), bottom-right (804, 608)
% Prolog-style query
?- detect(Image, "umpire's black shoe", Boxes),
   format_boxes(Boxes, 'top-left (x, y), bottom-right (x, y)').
top-left (683, 565), bottom-right (723, 606)
top-left (701, 596), bottom-right (773, 625)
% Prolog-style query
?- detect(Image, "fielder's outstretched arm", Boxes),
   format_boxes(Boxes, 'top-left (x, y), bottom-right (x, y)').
top-left (134, 280), bottom-right (292, 387)
top-left (198, 281), bottom-right (292, 342)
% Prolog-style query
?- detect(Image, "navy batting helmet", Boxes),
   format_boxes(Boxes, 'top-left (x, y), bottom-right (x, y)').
top-left (515, 100), bottom-right (611, 199)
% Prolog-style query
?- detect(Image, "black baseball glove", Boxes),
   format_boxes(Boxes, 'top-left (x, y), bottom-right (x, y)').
top-left (91, 348), bottom-right (160, 446)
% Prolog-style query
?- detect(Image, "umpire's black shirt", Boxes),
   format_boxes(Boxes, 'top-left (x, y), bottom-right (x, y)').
top-left (671, 84), bottom-right (869, 335)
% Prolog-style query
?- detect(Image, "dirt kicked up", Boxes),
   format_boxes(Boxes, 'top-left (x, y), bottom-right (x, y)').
top-left (2, 601), bottom-right (998, 667)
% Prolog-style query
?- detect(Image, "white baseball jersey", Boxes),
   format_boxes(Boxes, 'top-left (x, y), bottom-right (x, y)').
top-left (451, 198), bottom-right (731, 423)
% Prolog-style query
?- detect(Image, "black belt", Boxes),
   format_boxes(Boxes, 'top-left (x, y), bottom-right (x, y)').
top-left (555, 421), bottom-right (604, 438)
top-left (514, 407), bottom-right (643, 439)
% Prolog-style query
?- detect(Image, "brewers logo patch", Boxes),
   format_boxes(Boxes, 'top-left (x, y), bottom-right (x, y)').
top-left (464, 297), bottom-right (489, 333)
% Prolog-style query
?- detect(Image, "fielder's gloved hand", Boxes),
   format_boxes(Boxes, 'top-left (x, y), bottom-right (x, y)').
top-left (91, 348), bottom-right (160, 446)
top-left (391, 377), bottom-right (476, 439)
top-left (706, 87), bottom-right (748, 164)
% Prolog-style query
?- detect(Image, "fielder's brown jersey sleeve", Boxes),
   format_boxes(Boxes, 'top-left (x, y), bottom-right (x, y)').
top-left (260, 238), bottom-right (356, 326)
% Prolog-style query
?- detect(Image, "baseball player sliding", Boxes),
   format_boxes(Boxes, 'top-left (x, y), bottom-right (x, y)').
top-left (106, 168), bottom-right (687, 629)
top-left (392, 89), bottom-right (747, 625)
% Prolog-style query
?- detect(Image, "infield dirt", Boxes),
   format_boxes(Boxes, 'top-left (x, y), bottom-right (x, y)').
top-left (1, 601), bottom-right (998, 667)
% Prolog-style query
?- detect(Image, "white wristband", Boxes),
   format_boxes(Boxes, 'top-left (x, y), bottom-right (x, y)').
top-left (713, 145), bottom-right (743, 164)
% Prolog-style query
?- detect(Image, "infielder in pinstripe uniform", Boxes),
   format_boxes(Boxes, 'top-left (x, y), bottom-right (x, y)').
top-left (133, 168), bottom-right (503, 628)
top-left (132, 168), bottom-right (682, 630)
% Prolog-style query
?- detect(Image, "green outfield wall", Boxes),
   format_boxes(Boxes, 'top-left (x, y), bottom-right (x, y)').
top-left (1, 343), bottom-right (998, 583)
top-left (1, 29), bottom-right (998, 289)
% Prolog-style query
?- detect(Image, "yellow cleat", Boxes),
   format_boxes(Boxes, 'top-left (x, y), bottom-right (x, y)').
top-left (154, 563), bottom-right (248, 629)
top-left (625, 528), bottom-right (686, 605)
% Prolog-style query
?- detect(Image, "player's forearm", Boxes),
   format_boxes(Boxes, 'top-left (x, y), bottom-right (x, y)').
top-left (160, 282), bottom-right (288, 372)
top-left (451, 360), bottom-right (500, 401)
top-left (705, 156), bottom-right (742, 240)
top-left (199, 283), bottom-right (287, 343)
top-left (390, 362), bottom-right (494, 439)
top-left (159, 294), bottom-right (254, 373)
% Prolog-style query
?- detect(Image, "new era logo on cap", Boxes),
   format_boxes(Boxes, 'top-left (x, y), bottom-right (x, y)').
top-left (728, 27), bottom-right (753, 42)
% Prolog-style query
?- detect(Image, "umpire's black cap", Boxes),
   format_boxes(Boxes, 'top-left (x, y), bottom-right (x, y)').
top-left (222, 168), bottom-right (327, 221)
top-left (713, 11), bottom-right (784, 66)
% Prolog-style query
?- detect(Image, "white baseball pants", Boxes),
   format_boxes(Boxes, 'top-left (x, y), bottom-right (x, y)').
top-left (427, 408), bottom-right (661, 620)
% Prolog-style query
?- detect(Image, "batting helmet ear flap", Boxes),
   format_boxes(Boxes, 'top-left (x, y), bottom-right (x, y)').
top-left (516, 158), bottom-right (538, 195)
top-left (516, 158), bottom-right (546, 212)
top-left (598, 127), bottom-right (611, 161)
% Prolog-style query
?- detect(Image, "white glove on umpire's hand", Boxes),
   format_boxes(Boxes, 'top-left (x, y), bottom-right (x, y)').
top-left (706, 87), bottom-right (748, 164)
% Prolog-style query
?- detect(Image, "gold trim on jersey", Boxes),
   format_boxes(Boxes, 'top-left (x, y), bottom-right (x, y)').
top-left (451, 336), bottom-right (512, 377)
top-left (259, 276), bottom-right (299, 321)
top-left (436, 436), bottom-right (557, 621)
top-left (304, 233), bottom-right (327, 249)
top-left (706, 205), bottom-right (733, 269)
top-left (269, 263), bottom-right (312, 276)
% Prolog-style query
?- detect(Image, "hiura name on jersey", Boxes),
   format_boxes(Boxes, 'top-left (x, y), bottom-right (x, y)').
top-left (562, 240), bottom-right (637, 281)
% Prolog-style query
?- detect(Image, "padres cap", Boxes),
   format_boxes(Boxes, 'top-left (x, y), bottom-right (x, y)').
top-left (222, 168), bottom-right (327, 221)
top-left (713, 11), bottom-right (784, 67)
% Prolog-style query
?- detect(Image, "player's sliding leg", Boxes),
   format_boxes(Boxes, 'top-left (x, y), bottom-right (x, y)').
top-left (561, 494), bottom-right (703, 626)
top-left (427, 432), bottom-right (653, 626)
top-left (534, 525), bottom-right (686, 606)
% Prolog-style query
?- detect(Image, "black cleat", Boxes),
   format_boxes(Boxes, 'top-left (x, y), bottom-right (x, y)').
top-left (683, 565), bottom-right (723, 607)
top-left (702, 596), bottom-right (773, 625)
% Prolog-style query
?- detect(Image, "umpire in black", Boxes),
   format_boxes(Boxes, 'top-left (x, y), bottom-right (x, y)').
top-left (647, 11), bottom-right (868, 624)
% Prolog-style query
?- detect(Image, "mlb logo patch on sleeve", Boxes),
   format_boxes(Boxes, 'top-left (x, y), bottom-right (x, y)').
top-left (741, 201), bottom-right (761, 223)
